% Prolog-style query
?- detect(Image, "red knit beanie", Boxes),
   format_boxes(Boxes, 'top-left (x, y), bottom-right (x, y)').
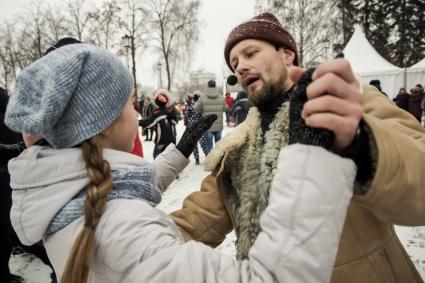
top-left (224, 12), bottom-right (299, 71)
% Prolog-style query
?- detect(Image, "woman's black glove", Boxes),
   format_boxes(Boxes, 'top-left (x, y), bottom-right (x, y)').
top-left (288, 68), bottom-right (334, 149)
top-left (176, 114), bottom-right (217, 158)
top-left (289, 68), bottom-right (372, 194)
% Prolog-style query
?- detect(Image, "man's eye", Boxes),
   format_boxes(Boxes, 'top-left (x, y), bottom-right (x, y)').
top-left (247, 51), bottom-right (257, 58)
top-left (232, 62), bottom-right (238, 70)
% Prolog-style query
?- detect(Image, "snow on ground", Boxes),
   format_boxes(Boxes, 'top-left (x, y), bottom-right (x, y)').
top-left (9, 121), bottom-right (425, 281)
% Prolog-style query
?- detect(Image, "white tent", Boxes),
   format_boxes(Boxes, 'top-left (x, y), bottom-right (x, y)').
top-left (406, 58), bottom-right (425, 89)
top-left (343, 26), bottom-right (404, 99)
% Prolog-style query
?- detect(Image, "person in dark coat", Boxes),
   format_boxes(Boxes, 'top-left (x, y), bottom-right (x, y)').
top-left (139, 89), bottom-right (177, 159)
top-left (393, 87), bottom-right (410, 112)
top-left (141, 96), bottom-right (155, 141)
top-left (409, 87), bottom-right (423, 122)
top-left (369, 79), bottom-right (388, 97)
top-left (231, 91), bottom-right (253, 125)
top-left (183, 94), bottom-right (209, 164)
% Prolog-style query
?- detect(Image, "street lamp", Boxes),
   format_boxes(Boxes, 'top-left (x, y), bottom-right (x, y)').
top-left (157, 61), bottom-right (162, 88)
top-left (121, 34), bottom-right (131, 68)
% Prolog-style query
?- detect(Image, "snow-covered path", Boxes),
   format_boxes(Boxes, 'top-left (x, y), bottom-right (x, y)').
top-left (9, 122), bottom-right (425, 282)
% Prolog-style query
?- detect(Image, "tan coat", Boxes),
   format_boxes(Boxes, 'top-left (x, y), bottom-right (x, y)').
top-left (171, 86), bottom-right (425, 283)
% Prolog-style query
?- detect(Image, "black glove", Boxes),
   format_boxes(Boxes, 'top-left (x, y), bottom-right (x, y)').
top-left (176, 114), bottom-right (217, 158)
top-left (288, 68), bottom-right (334, 149)
top-left (289, 68), bottom-right (372, 194)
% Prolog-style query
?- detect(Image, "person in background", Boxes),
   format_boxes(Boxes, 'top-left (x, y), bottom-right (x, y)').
top-left (183, 93), bottom-right (210, 164)
top-left (140, 89), bottom-right (177, 159)
top-left (369, 79), bottom-right (388, 96)
top-left (224, 92), bottom-right (234, 125)
top-left (183, 95), bottom-right (200, 164)
top-left (141, 96), bottom-right (155, 141)
top-left (419, 84), bottom-right (425, 126)
top-left (131, 94), bottom-right (143, 157)
top-left (193, 93), bottom-right (209, 156)
top-left (409, 85), bottom-right (423, 122)
top-left (195, 80), bottom-right (227, 154)
top-left (393, 87), bottom-right (410, 112)
top-left (167, 102), bottom-right (180, 144)
top-left (231, 91), bottom-right (253, 126)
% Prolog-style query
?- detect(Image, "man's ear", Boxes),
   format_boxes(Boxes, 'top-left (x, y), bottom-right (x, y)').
top-left (282, 49), bottom-right (296, 66)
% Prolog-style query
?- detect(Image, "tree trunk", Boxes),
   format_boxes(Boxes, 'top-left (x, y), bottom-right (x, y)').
top-left (165, 53), bottom-right (171, 91)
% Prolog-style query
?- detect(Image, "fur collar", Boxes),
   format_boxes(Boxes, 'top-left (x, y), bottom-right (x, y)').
top-left (203, 107), bottom-right (261, 171)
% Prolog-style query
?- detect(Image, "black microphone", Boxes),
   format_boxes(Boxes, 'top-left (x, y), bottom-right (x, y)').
top-left (227, 75), bottom-right (238, 86)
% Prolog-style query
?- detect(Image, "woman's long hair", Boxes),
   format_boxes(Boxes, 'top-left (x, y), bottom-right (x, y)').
top-left (61, 136), bottom-right (113, 283)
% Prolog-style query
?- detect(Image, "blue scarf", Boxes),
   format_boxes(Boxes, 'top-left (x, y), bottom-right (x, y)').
top-left (46, 165), bottom-right (160, 235)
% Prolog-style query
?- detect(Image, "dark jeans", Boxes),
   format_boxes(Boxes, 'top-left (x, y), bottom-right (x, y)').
top-left (205, 131), bottom-right (222, 155)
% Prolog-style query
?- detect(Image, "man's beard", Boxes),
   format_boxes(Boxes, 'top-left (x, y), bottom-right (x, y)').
top-left (245, 74), bottom-right (287, 108)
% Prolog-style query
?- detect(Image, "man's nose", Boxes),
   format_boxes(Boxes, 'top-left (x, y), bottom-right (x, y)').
top-left (235, 59), bottom-right (249, 77)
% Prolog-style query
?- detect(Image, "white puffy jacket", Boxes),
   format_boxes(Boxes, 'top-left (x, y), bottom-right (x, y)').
top-left (8, 144), bottom-right (356, 283)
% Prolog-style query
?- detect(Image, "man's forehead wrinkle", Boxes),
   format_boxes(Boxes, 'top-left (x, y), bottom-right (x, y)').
top-left (231, 42), bottom-right (258, 62)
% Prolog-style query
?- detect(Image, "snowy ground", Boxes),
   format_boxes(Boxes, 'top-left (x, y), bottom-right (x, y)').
top-left (9, 122), bottom-right (425, 282)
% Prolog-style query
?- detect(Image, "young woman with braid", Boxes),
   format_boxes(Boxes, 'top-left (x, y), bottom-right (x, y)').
top-left (5, 44), bottom-right (357, 283)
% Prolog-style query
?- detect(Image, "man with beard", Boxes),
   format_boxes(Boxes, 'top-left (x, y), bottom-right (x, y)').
top-left (171, 12), bottom-right (425, 282)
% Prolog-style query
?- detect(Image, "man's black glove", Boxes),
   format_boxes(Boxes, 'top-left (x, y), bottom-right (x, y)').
top-left (176, 114), bottom-right (217, 158)
top-left (288, 68), bottom-right (334, 149)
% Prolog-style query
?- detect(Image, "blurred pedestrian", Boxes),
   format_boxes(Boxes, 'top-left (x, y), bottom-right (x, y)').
top-left (231, 91), bottom-right (252, 125)
top-left (393, 87), bottom-right (409, 112)
top-left (140, 89), bottom-right (177, 159)
top-left (195, 80), bottom-right (227, 154)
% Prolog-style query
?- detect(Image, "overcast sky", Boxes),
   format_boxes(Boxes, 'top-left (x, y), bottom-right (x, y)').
top-left (0, 0), bottom-right (256, 88)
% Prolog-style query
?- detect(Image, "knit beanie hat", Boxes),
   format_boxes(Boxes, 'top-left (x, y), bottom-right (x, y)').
top-left (224, 12), bottom-right (299, 71)
top-left (154, 89), bottom-right (173, 108)
top-left (5, 44), bottom-right (133, 148)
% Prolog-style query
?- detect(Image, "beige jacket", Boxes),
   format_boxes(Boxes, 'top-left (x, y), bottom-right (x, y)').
top-left (171, 86), bottom-right (425, 283)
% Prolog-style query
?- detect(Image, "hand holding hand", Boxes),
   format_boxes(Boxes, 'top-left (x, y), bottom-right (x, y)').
top-left (301, 59), bottom-right (363, 151)
top-left (289, 68), bottom-right (335, 149)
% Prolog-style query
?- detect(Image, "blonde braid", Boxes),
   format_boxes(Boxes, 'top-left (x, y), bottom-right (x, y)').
top-left (61, 137), bottom-right (113, 283)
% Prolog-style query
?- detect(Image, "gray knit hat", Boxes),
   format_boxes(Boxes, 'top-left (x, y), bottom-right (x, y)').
top-left (5, 44), bottom-right (133, 148)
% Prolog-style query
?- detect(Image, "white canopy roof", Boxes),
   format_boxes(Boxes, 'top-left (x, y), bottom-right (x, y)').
top-left (407, 58), bottom-right (425, 88)
top-left (410, 58), bottom-right (425, 69)
top-left (343, 26), bottom-right (401, 74)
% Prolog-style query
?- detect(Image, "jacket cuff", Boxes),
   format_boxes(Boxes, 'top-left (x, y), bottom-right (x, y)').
top-left (341, 120), bottom-right (376, 194)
